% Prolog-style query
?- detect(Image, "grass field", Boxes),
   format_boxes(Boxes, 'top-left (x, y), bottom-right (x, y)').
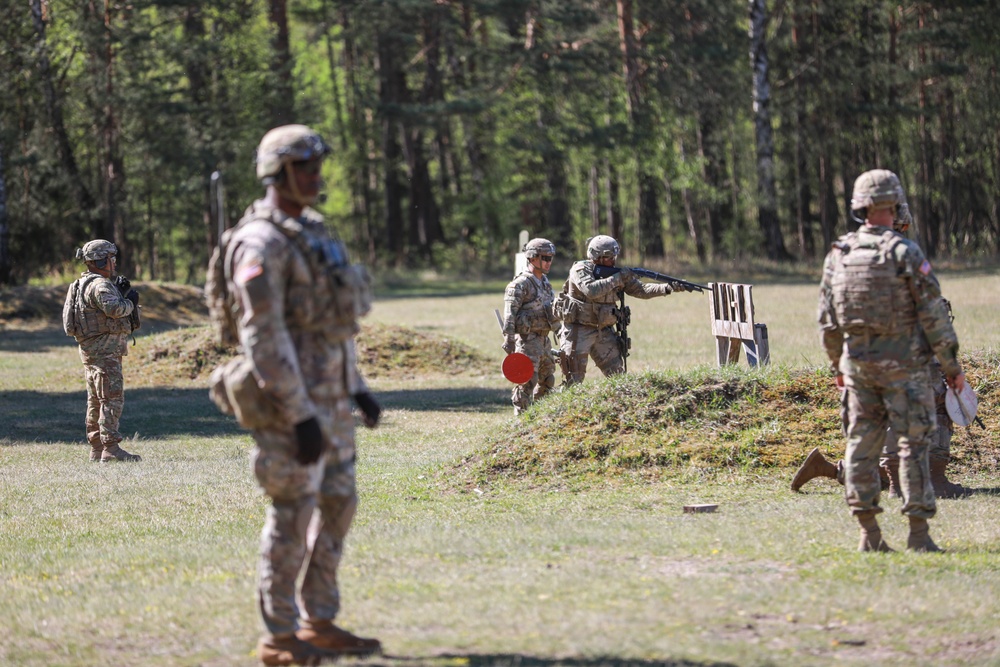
top-left (2, 268), bottom-right (1000, 667)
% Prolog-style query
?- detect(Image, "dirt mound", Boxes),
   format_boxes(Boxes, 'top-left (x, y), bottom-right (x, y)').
top-left (469, 352), bottom-right (1000, 483)
top-left (134, 322), bottom-right (492, 383)
top-left (0, 281), bottom-right (207, 330)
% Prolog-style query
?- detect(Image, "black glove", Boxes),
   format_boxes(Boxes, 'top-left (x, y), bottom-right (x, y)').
top-left (294, 417), bottom-right (324, 465)
top-left (353, 392), bottom-right (382, 428)
top-left (126, 288), bottom-right (139, 307)
top-left (114, 275), bottom-right (131, 295)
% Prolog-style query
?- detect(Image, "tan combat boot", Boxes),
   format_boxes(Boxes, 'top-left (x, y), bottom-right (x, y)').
top-left (881, 459), bottom-right (902, 498)
top-left (101, 443), bottom-right (142, 462)
top-left (790, 448), bottom-right (839, 491)
top-left (907, 516), bottom-right (943, 552)
top-left (856, 510), bottom-right (894, 552)
top-left (930, 458), bottom-right (966, 499)
top-left (89, 444), bottom-right (104, 462)
top-left (296, 619), bottom-right (381, 657)
top-left (257, 633), bottom-right (333, 666)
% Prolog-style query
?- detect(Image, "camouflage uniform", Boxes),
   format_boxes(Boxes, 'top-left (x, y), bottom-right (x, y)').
top-left (818, 227), bottom-right (962, 521)
top-left (65, 266), bottom-right (135, 456)
top-left (557, 260), bottom-right (671, 384)
top-left (220, 199), bottom-right (369, 638)
top-left (502, 268), bottom-right (557, 414)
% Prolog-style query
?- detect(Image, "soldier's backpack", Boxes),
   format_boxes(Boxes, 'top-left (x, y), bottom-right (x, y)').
top-left (62, 274), bottom-right (100, 338)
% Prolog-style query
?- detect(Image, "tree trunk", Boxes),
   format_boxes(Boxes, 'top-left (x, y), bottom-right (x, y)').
top-left (604, 158), bottom-right (624, 243)
top-left (267, 0), bottom-right (294, 126)
top-left (30, 0), bottom-right (97, 234)
top-left (617, 0), bottom-right (663, 258)
top-left (791, 3), bottom-right (814, 258)
top-left (0, 137), bottom-right (10, 284)
top-left (377, 29), bottom-right (406, 266)
top-left (749, 0), bottom-right (792, 261)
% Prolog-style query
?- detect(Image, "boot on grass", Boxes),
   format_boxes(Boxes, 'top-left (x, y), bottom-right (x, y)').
top-left (856, 510), bottom-right (894, 552)
top-left (100, 443), bottom-right (142, 462)
top-left (930, 458), bottom-right (966, 499)
top-left (89, 444), bottom-right (104, 462)
top-left (881, 459), bottom-right (902, 498)
top-left (257, 633), bottom-right (333, 666)
top-left (297, 620), bottom-right (381, 656)
top-left (908, 516), bottom-right (943, 552)
top-left (791, 448), bottom-right (839, 491)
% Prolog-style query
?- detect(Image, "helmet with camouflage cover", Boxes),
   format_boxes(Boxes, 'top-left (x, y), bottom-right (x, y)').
top-left (587, 235), bottom-right (620, 261)
top-left (76, 240), bottom-right (117, 263)
top-left (523, 238), bottom-right (556, 259)
top-left (255, 124), bottom-right (331, 183)
top-left (851, 169), bottom-right (907, 214)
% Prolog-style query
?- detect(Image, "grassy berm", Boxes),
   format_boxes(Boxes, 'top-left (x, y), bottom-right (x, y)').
top-left (470, 353), bottom-right (1000, 485)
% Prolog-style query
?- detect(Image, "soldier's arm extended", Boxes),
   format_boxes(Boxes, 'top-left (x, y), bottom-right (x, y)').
top-left (622, 274), bottom-right (672, 300)
top-left (231, 238), bottom-right (316, 426)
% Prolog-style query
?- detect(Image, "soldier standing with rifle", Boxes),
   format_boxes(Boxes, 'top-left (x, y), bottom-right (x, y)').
top-left (553, 235), bottom-right (696, 385)
top-left (500, 238), bottom-right (558, 415)
top-left (62, 240), bottom-right (142, 462)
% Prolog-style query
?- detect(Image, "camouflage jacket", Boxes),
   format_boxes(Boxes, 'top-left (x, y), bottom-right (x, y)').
top-left (69, 272), bottom-right (134, 363)
top-left (556, 260), bottom-right (670, 328)
top-left (817, 225), bottom-right (961, 378)
top-left (502, 269), bottom-right (555, 337)
top-left (224, 200), bottom-right (370, 427)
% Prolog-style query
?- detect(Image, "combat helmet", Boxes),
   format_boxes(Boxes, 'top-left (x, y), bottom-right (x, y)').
top-left (255, 124), bottom-right (331, 184)
top-left (523, 238), bottom-right (556, 259)
top-left (850, 169), bottom-right (910, 227)
top-left (76, 240), bottom-right (117, 263)
top-left (587, 235), bottom-right (620, 261)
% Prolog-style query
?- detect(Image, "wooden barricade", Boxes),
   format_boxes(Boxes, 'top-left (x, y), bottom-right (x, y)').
top-left (709, 282), bottom-right (769, 367)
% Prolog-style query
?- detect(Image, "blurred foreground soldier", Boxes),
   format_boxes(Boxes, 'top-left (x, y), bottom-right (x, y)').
top-left (554, 235), bottom-right (673, 385)
top-left (62, 240), bottom-right (141, 462)
top-left (205, 124), bottom-right (381, 666)
top-left (501, 238), bottom-right (558, 414)
top-left (818, 169), bottom-right (965, 553)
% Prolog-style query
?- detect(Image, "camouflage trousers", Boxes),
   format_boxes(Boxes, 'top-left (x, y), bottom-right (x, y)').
top-left (558, 324), bottom-right (624, 386)
top-left (511, 332), bottom-right (556, 414)
top-left (883, 371), bottom-right (952, 464)
top-left (842, 361), bottom-right (937, 519)
top-left (252, 396), bottom-right (357, 637)
top-left (84, 355), bottom-right (125, 446)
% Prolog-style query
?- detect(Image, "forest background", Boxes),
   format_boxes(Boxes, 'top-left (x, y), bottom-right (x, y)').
top-left (2, 0), bottom-right (1000, 285)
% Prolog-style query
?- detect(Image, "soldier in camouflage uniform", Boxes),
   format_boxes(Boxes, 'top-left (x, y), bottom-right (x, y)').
top-left (205, 125), bottom-right (381, 666)
top-left (818, 169), bottom-right (966, 553)
top-left (555, 235), bottom-right (682, 385)
top-left (501, 238), bottom-right (558, 415)
top-left (62, 240), bottom-right (141, 462)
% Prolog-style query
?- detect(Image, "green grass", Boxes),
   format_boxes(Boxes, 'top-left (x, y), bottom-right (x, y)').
top-left (3, 268), bottom-right (1000, 666)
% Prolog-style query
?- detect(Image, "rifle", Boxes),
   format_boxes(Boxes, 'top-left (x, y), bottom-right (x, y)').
top-left (113, 275), bottom-right (141, 342)
top-left (592, 264), bottom-right (709, 293)
top-left (614, 291), bottom-right (631, 373)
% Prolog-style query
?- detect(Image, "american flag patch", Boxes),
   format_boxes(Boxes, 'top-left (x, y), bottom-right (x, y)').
top-left (919, 259), bottom-right (932, 275)
top-left (236, 263), bottom-right (264, 284)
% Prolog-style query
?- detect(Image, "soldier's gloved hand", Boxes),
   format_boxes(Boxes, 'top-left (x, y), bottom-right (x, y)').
top-left (294, 417), bottom-right (324, 465)
top-left (125, 288), bottom-right (139, 307)
top-left (353, 392), bottom-right (382, 428)
top-left (115, 276), bottom-right (131, 294)
top-left (502, 337), bottom-right (516, 354)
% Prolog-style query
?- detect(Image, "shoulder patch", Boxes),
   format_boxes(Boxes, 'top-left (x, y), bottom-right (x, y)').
top-left (236, 262), bottom-right (264, 285)
top-left (919, 259), bottom-right (932, 276)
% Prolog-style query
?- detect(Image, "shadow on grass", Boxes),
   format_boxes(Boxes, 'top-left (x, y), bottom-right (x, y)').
top-left (379, 387), bottom-right (510, 413)
top-left (0, 385), bottom-right (510, 444)
top-left (0, 320), bottom-right (207, 353)
top-left (0, 386), bottom-right (241, 444)
top-left (380, 654), bottom-right (737, 667)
